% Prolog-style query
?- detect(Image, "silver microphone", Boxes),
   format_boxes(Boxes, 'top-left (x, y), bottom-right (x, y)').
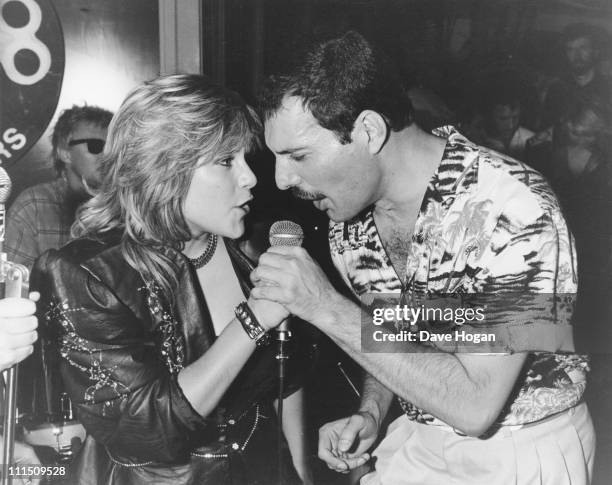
top-left (269, 220), bottom-right (304, 248)
top-left (269, 220), bottom-right (304, 333)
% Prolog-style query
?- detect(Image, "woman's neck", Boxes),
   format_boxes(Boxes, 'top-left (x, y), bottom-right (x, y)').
top-left (183, 234), bottom-right (213, 259)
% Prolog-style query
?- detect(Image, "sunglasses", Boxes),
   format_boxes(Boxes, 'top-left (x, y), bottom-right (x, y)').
top-left (68, 138), bottom-right (105, 154)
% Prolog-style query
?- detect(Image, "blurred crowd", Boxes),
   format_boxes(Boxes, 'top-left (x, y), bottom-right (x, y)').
top-left (414, 22), bottom-right (612, 344)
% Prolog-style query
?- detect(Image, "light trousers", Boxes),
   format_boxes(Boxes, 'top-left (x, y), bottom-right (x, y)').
top-left (361, 403), bottom-right (595, 485)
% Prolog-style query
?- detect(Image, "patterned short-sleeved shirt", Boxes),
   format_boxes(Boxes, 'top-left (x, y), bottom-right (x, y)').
top-left (329, 126), bottom-right (588, 426)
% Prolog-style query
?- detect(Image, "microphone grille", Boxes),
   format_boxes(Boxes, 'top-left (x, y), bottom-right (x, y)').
top-left (269, 220), bottom-right (304, 247)
top-left (0, 168), bottom-right (12, 203)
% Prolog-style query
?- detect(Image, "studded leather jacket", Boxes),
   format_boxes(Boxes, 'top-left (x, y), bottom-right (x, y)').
top-left (27, 232), bottom-right (310, 484)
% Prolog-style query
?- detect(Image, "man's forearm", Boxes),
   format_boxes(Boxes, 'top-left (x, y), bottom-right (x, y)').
top-left (359, 374), bottom-right (394, 429)
top-left (314, 292), bottom-right (525, 435)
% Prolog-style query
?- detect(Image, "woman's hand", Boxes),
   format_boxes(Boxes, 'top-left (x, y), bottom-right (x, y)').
top-left (247, 296), bottom-right (289, 331)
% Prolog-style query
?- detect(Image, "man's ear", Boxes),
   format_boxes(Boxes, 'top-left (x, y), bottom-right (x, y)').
top-left (355, 110), bottom-right (388, 154)
top-left (57, 146), bottom-right (72, 166)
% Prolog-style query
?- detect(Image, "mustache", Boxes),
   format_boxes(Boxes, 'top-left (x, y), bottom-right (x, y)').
top-left (290, 187), bottom-right (324, 201)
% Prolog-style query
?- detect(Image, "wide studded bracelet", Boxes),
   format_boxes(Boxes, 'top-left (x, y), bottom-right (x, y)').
top-left (235, 302), bottom-right (270, 347)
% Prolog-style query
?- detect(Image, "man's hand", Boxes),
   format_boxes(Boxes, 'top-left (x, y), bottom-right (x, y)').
top-left (250, 246), bottom-right (338, 326)
top-left (247, 296), bottom-right (290, 331)
top-left (0, 297), bottom-right (38, 372)
top-left (318, 412), bottom-right (378, 473)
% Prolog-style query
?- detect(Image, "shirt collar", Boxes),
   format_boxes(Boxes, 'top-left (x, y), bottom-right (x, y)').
top-left (335, 126), bottom-right (481, 244)
top-left (428, 125), bottom-right (480, 200)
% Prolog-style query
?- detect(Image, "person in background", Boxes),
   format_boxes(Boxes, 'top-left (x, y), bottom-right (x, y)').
top-left (5, 105), bottom-right (113, 269)
top-left (532, 98), bottom-right (612, 348)
top-left (536, 23), bottom-right (611, 139)
top-left (476, 86), bottom-right (534, 160)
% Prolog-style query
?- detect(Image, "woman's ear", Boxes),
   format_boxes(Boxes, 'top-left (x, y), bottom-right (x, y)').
top-left (356, 110), bottom-right (388, 154)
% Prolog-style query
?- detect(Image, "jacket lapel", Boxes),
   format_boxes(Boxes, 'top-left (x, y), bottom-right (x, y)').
top-left (171, 255), bottom-right (216, 366)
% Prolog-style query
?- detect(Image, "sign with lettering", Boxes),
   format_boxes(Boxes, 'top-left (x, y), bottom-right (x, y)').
top-left (0, 0), bottom-right (64, 166)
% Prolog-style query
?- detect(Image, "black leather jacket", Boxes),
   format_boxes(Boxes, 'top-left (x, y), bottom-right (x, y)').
top-left (28, 233), bottom-right (309, 484)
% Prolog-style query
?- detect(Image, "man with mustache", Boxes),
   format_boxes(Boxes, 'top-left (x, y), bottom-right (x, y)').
top-left (539, 23), bottom-right (611, 134)
top-left (254, 31), bottom-right (594, 484)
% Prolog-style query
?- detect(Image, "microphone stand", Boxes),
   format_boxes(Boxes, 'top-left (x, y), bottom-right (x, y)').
top-left (2, 362), bottom-right (17, 485)
top-left (268, 221), bottom-right (303, 485)
top-left (276, 321), bottom-right (291, 485)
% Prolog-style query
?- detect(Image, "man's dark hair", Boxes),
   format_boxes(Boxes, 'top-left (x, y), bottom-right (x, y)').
top-left (51, 104), bottom-right (113, 174)
top-left (562, 23), bottom-right (598, 47)
top-left (259, 31), bottom-right (414, 144)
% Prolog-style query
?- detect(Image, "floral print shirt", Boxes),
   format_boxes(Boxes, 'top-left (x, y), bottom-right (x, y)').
top-left (329, 126), bottom-right (588, 426)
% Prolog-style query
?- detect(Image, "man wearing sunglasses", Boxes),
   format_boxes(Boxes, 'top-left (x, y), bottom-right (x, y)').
top-left (5, 104), bottom-right (113, 269)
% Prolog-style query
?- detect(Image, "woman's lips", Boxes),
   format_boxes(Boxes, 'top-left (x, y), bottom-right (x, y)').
top-left (238, 199), bottom-right (252, 213)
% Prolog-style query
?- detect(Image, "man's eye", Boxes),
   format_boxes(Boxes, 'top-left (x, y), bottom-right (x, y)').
top-left (291, 154), bottom-right (306, 162)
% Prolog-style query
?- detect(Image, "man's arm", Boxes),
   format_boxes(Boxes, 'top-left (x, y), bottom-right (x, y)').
top-left (316, 288), bottom-right (525, 436)
top-left (359, 373), bottom-right (394, 430)
top-left (251, 247), bottom-right (526, 437)
top-left (5, 195), bottom-right (40, 269)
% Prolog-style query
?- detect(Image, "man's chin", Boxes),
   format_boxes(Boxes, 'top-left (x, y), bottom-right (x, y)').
top-left (310, 198), bottom-right (360, 222)
top-left (313, 199), bottom-right (325, 210)
top-left (325, 208), bottom-right (359, 223)
top-left (571, 65), bottom-right (591, 76)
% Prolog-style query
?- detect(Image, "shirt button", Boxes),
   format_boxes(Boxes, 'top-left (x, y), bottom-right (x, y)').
top-left (228, 419), bottom-right (236, 425)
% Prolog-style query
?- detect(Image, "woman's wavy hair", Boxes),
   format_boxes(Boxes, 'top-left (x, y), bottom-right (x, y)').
top-left (73, 74), bottom-right (262, 300)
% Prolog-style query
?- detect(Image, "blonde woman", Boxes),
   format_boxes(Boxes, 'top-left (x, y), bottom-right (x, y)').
top-left (31, 75), bottom-right (311, 484)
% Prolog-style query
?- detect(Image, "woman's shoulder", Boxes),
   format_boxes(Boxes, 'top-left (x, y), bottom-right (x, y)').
top-left (34, 232), bottom-right (144, 293)
top-left (38, 232), bottom-right (123, 270)
top-left (32, 233), bottom-right (155, 326)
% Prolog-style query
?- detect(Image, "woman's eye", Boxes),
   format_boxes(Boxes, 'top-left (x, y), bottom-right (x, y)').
top-left (218, 158), bottom-right (233, 167)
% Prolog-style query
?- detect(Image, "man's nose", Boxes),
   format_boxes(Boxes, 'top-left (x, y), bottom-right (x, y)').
top-left (275, 158), bottom-right (299, 190)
